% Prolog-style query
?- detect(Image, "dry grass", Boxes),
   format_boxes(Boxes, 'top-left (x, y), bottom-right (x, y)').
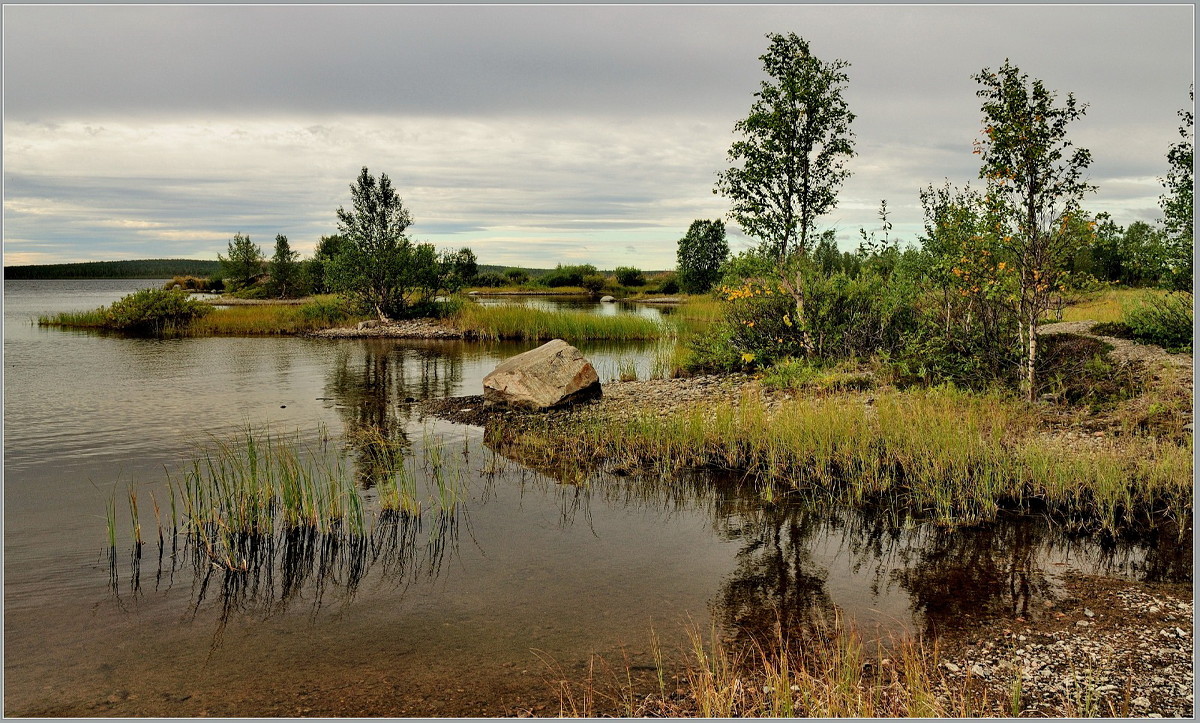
top-left (1058, 288), bottom-right (1170, 323)
top-left (452, 303), bottom-right (674, 341)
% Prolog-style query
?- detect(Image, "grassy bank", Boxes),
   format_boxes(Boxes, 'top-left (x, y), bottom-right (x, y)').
top-left (490, 386), bottom-right (1192, 534)
top-left (453, 303), bottom-right (674, 341)
top-left (41, 295), bottom-right (365, 336)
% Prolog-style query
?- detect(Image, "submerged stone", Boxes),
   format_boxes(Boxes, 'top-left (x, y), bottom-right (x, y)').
top-left (483, 339), bottom-right (602, 410)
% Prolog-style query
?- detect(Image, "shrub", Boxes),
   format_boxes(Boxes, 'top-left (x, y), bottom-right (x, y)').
top-left (1123, 292), bottom-right (1193, 351)
top-left (472, 271), bottom-right (507, 287)
top-left (613, 266), bottom-right (645, 287)
top-left (581, 274), bottom-right (608, 294)
top-left (103, 288), bottom-right (212, 334)
top-left (504, 268), bottom-right (530, 285)
top-left (541, 263), bottom-right (598, 287)
top-left (652, 271), bottom-right (681, 295)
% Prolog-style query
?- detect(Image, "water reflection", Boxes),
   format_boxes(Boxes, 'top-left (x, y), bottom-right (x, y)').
top-left (481, 428), bottom-right (1191, 646)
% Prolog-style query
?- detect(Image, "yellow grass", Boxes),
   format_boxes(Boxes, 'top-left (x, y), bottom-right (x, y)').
top-left (1058, 288), bottom-right (1170, 323)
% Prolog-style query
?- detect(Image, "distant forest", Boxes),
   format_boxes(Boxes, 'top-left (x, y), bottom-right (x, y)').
top-left (2, 258), bottom-right (670, 281)
top-left (4, 258), bottom-right (221, 280)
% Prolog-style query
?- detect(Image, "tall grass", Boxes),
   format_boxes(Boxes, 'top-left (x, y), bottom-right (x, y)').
top-left (492, 386), bottom-right (1192, 534)
top-left (452, 303), bottom-right (673, 341)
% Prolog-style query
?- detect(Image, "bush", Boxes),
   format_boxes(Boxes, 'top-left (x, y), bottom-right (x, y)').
top-left (614, 266), bottom-right (645, 287)
top-left (504, 268), bottom-right (530, 285)
top-left (581, 274), bottom-right (607, 294)
top-left (1123, 292), bottom-right (1193, 351)
top-left (103, 288), bottom-right (212, 334)
top-left (651, 271), bottom-right (681, 295)
top-left (541, 264), bottom-right (598, 287)
top-left (473, 272), bottom-right (507, 287)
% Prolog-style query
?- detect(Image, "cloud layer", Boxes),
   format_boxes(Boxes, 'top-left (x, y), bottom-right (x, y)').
top-left (3, 5), bottom-right (1192, 267)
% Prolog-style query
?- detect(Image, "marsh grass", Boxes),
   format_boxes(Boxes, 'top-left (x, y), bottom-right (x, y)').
top-left (493, 387), bottom-right (1191, 534)
top-left (452, 303), bottom-right (673, 341)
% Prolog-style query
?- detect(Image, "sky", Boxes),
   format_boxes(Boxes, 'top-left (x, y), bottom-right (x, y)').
top-left (2, 3), bottom-right (1194, 269)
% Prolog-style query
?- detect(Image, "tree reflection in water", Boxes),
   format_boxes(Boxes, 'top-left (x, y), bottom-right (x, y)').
top-left (483, 429), bottom-right (1192, 650)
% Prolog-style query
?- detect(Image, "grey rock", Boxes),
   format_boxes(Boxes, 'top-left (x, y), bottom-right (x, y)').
top-left (599, 295), bottom-right (616, 303)
top-left (483, 339), bottom-right (602, 410)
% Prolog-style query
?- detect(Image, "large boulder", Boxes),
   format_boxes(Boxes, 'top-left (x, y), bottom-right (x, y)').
top-left (483, 339), bottom-right (602, 410)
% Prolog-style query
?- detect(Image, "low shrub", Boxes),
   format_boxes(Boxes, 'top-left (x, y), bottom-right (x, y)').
top-left (655, 271), bottom-right (681, 295)
top-left (504, 268), bottom-right (530, 285)
top-left (581, 274), bottom-right (607, 294)
top-left (614, 266), bottom-right (645, 287)
top-left (102, 288), bottom-right (213, 334)
top-left (229, 284), bottom-right (271, 300)
top-left (541, 264), bottom-right (598, 288)
top-left (1122, 292), bottom-right (1193, 351)
top-left (472, 272), bottom-right (508, 288)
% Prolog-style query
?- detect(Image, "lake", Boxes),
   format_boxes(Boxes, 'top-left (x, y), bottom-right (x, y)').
top-left (2, 279), bottom-right (1189, 716)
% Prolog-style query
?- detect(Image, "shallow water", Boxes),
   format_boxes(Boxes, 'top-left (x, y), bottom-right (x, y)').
top-left (2, 280), bottom-right (1189, 716)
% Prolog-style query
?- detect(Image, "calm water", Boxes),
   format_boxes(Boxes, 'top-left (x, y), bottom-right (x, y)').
top-left (2, 279), bottom-right (1189, 716)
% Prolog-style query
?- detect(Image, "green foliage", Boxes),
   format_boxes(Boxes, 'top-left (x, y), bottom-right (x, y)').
top-left (268, 234), bottom-right (300, 298)
top-left (613, 266), bottom-right (645, 287)
top-left (715, 33), bottom-right (855, 261)
top-left (676, 219), bottom-right (729, 293)
top-left (504, 268), bottom-right (529, 285)
top-left (329, 167), bottom-right (461, 319)
top-left (654, 272), bottom-right (681, 295)
top-left (1073, 217), bottom-right (1171, 286)
top-left (445, 247), bottom-right (478, 287)
top-left (1122, 292), bottom-right (1193, 351)
top-left (581, 274), bottom-right (608, 294)
top-left (973, 60), bottom-right (1096, 399)
top-left (1160, 89), bottom-right (1194, 291)
top-left (472, 271), bottom-right (507, 287)
top-left (218, 232), bottom-right (265, 291)
top-left (101, 288), bottom-right (213, 335)
top-left (540, 264), bottom-right (598, 287)
top-left (307, 234), bottom-right (345, 295)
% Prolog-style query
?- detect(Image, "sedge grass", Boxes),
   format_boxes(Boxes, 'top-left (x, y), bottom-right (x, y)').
top-left (493, 386), bottom-right (1191, 534)
top-left (452, 303), bottom-right (673, 341)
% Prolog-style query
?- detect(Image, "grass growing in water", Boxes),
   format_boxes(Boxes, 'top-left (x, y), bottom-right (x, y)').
top-left (491, 386), bottom-right (1192, 534)
top-left (452, 303), bottom-right (673, 341)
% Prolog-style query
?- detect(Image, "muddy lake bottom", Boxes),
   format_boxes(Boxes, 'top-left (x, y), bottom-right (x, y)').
top-left (3, 280), bottom-right (1192, 717)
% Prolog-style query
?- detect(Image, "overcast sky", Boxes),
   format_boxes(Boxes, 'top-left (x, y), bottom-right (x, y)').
top-left (3, 4), bottom-right (1193, 269)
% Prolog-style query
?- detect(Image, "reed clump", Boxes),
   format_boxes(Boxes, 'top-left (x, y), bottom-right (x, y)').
top-left (493, 387), bottom-right (1192, 534)
top-left (452, 303), bottom-right (674, 341)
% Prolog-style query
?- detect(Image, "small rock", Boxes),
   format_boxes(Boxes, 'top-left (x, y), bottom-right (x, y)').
top-left (1076, 620), bottom-right (1091, 627)
top-left (1084, 608), bottom-right (1095, 618)
top-left (943, 662), bottom-right (960, 673)
top-left (1133, 697), bottom-right (1151, 708)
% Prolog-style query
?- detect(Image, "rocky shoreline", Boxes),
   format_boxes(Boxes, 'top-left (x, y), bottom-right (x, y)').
top-left (308, 318), bottom-right (465, 339)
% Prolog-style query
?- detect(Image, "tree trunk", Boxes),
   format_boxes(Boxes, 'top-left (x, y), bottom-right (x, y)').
top-left (1025, 319), bottom-right (1037, 402)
